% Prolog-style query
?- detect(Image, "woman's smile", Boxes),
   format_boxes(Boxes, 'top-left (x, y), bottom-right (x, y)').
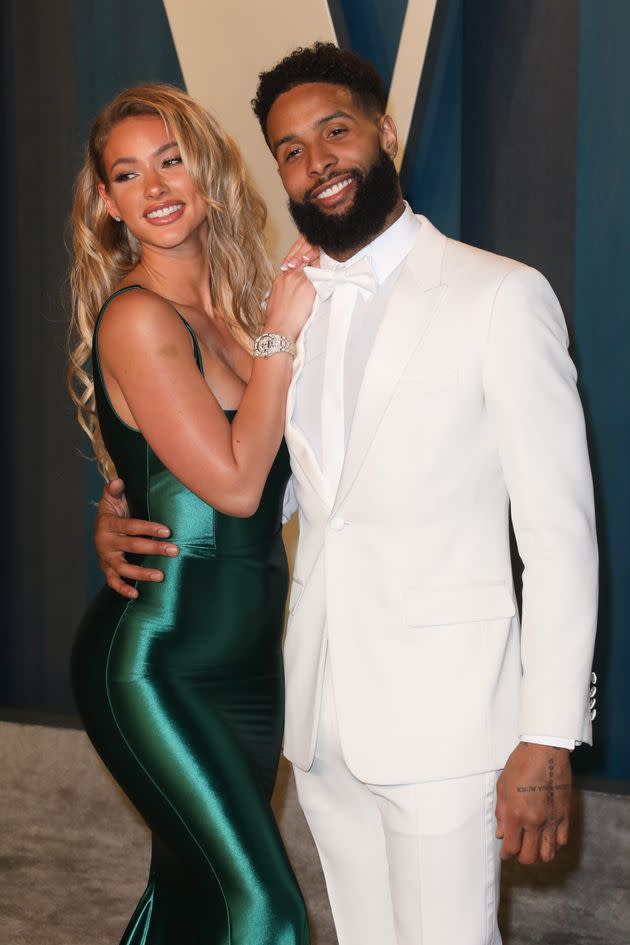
top-left (144, 201), bottom-right (186, 224)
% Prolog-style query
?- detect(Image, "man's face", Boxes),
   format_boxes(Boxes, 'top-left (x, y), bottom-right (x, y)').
top-left (266, 82), bottom-right (401, 255)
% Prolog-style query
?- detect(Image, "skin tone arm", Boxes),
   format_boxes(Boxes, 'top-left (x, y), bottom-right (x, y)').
top-left (94, 238), bottom-right (319, 598)
top-left (99, 271), bottom-right (312, 514)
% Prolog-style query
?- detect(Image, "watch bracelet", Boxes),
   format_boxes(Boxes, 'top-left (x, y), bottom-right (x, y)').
top-left (253, 332), bottom-right (297, 359)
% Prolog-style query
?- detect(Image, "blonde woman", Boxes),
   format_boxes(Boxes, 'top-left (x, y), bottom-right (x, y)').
top-left (68, 84), bottom-right (315, 944)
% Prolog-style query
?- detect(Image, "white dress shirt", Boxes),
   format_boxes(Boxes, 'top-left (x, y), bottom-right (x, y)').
top-left (293, 203), bottom-right (419, 470)
top-left (285, 204), bottom-right (574, 751)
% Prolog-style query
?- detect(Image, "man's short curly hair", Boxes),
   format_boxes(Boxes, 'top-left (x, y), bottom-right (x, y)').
top-left (252, 42), bottom-right (387, 143)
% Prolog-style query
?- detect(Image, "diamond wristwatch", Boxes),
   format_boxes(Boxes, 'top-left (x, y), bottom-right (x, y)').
top-left (253, 332), bottom-right (297, 359)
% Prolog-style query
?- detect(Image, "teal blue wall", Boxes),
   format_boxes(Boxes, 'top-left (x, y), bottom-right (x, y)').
top-left (75, 0), bottom-right (184, 144)
top-left (338, 0), bottom-right (408, 89)
top-left (78, 0), bottom-right (628, 778)
top-left (2, 0), bottom-right (626, 779)
top-left (573, 0), bottom-right (630, 779)
top-left (338, 0), bottom-right (462, 238)
top-left (402, 0), bottom-right (462, 238)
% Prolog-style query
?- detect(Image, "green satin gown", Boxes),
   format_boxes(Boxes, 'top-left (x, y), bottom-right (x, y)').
top-left (72, 287), bottom-right (309, 945)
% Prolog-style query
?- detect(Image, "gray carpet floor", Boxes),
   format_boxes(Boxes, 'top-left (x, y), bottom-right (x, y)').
top-left (1, 721), bottom-right (628, 945)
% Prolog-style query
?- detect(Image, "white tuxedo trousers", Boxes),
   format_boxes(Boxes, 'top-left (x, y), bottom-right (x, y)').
top-left (292, 661), bottom-right (503, 945)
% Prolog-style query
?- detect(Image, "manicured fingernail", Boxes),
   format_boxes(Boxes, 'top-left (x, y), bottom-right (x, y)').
top-left (157, 527), bottom-right (170, 537)
top-left (280, 264), bottom-right (288, 271)
top-left (165, 545), bottom-right (179, 556)
top-left (286, 259), bottom-right (297, 268)
top-left (150, 572), bottom-right (164, 581)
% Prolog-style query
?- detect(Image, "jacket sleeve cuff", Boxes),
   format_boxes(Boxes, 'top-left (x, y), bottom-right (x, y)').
top-left (520, 735), bottom-right (578, 750)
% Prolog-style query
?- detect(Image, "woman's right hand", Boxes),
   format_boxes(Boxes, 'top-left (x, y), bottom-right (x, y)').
top-left (264, 238), bottom-right (319, 341)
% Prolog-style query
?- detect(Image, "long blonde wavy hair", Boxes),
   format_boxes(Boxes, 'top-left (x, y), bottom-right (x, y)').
top-left (68, 83), bottom-right (273, 480)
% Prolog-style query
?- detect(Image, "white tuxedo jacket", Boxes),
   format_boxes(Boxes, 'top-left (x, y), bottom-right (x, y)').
top-left (283, 216), bottom-right (598, 785)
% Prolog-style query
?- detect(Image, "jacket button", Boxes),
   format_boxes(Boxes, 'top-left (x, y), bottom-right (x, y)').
top-left (330, 516), bottom-right (345, 531)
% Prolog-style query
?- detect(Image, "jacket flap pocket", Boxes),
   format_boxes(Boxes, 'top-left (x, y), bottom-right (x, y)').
top-left (288, 576), bottom-right (304, 615)
top-left (404, 582), bottom-right (516, 627)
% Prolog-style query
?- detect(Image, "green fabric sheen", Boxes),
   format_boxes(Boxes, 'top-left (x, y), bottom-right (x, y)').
top-left (72, 287), bottom-right (308, 944)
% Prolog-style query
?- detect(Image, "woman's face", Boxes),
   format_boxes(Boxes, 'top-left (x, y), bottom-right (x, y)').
top-left (98, 114), bottom-right (208, 250)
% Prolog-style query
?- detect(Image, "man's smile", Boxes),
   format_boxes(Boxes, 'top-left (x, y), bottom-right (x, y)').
top-left (308, 174), bottom-right (358, 210)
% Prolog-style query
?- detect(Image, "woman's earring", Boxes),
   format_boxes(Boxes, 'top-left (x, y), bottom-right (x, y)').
top-left (114, 216), bottom-right (121, 222)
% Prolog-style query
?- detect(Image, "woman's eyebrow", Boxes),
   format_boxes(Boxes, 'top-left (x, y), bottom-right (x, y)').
top-left (111, 141), bottom-right (178, 171)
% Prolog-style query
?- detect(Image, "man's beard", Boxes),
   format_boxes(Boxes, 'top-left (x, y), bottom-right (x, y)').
top-left (288, 149), bottom-right (401, 256)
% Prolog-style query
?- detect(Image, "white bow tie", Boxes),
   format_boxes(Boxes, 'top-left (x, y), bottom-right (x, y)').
top-left (303, 256), bottom-right (377, 301)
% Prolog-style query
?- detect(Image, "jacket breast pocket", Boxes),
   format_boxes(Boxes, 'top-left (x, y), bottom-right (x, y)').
top-left (403, 581), bottom-right (516, 627)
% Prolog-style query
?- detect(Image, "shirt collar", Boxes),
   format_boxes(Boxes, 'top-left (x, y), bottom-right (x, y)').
top-left (319, 202), bottom-right (420, 285)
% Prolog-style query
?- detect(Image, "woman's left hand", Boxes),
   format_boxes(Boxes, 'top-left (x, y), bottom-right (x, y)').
top-left (280, 236), bottom-right (319, 271)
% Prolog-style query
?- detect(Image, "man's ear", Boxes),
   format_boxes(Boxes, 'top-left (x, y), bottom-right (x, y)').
top-left (378, 115), bottom-right (398, 161)
top-left (97, 181), bottom-right (120, 221)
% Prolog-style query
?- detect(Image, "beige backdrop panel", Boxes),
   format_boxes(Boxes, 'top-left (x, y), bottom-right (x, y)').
top-left (163, 0), bottom-right (338, 265)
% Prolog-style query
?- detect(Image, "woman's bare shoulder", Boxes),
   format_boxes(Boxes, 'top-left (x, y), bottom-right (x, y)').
top-left (98, 286), bottom-right (188, 348)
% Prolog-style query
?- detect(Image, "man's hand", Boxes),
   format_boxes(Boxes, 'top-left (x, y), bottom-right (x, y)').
top-left (496, 742), bottom-right (572, 865)
top-left (95, 478), bottom-right (179, 599)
